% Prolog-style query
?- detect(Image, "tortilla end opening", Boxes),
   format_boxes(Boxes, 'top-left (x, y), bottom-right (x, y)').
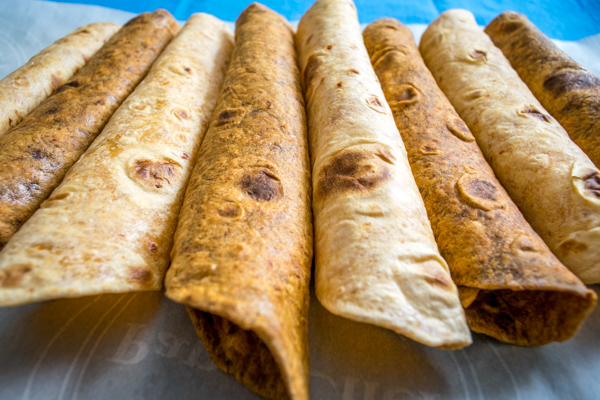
top-left (464, 289), bottom-right (597, 346)
top-left (186, 307), bottom-right (291, 400)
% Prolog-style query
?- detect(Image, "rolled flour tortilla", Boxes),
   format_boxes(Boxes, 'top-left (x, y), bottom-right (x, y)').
top-left (420, 10), bottom-right (600, 284)
top-left (165, 4), bottom-right (312, 400)
top-left (0, 10), bottom-right (179, 249)
top-left (364, 18), bottom-right (596, 346)
top-left (0, 13), bottom-right (233, 305)
top-left (0, 22), bottom-right (120, 136)
top-left (296, 0), bottom-right (471, 349)
top-left (486, 11), bottom-right (600, 169)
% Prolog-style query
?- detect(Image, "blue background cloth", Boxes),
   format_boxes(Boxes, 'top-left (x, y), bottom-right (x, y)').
top-left (45, 0), bottom-right (600, 41)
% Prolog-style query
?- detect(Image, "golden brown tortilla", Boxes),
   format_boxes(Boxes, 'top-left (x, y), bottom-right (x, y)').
top-left (0, 10), bottom-right (179, 249)
top-left (165, 4), bottom-right (312, 400)
top-left (0, 13), bottom-right (232, 306)
top-left (0, 22), bottom-right (120, 136)
top-left (420, 10), bottom-right (600, 284)
top-left (486, 11), bottom-right (600, 169)
top-left (364, 18), bottom-right (596, 346)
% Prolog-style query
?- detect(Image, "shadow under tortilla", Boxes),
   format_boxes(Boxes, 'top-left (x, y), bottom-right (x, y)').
top-left (0, 291), bottom-right (162, 399)
top-left (461, 284), bottom-right (600, 400)
top-left (308, 282), bottom-right (600, 400)
top-left (307, 280), bottom-right (452, 400)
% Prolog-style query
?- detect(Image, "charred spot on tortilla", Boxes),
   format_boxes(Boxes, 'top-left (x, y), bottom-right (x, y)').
top-left (317, 150), bottom-right (391, 198)
top-left (130, 159), bottom-right (181, 189)
top-left (583, 171), bottom-right (600, 198)
top-left (0, 264), bottom-right (33, 287)
top-left (544, 70), bottom-right (600, 98)
top-left (240, 170), bottom-right (282, 201)
top-left (129, 267), bottom-right (153, 284)
top-left (303, 54), bottom-right (324, 88)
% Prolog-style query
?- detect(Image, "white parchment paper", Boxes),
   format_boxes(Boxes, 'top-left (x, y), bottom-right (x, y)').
top-left (1, 1), bottom-right (600, 400)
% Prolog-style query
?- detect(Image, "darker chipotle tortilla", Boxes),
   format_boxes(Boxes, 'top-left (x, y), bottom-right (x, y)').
top-left (0, 9), bottom-right (179, 248)
top-left (486, 11), bottom-right (600, 169)
top-left (363, 18), bottom-right (596, 346)
top-left (165, 4), bottom-right (312, 400)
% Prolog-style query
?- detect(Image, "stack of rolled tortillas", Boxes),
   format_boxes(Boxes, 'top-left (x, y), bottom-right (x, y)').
top-left (0, 0), bottom-right (599, 399)
top-left (364, 16), bottom-right (596, 347)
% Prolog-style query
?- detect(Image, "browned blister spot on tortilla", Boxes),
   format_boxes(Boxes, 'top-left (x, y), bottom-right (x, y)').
top-left (129, 267), bottom-right (153, 284)
top-left (559, 239), bottom-right (589, 254)
top-left (240, 170), bottom-right (282, 201)
top-left (51, 74), bottom-right (62, 91)
top-left (0, 264), bottom-right (33, 287)
top-left (375, 148), bottom-right (396, 164)
top-left (369, 46), bottom-right (405, 69)
top-left (468, 49), bottom-right (487, 62)
top-left (389, 84), bottom-right (420, 109)
top-left (583, 172), bottom-right (600, 198)
top-left (148, 241), bottom-right (158, 254)
top-left (14, 76), bottom-right (30, 88)
top-left (303, 54), bottom-right (323, 88)
top-left (520, 106), bottom-right (551, 123)
top-left (317, 150), bottom-right (392, 198)
top-left (422, 262), bottom-right (453, 289)
top-left (420, 145), bottom-right (439, 155)
top-left (457, 174), bottom-right (503, 211)
top-left (462, 178), bottom-right (497, 200)
top-left (543, 70), bottom-right (600, 98)
top-left (367, 95), bottom-right (382, 107)
top-left (214, 107), bottom-right (246, 127)
top-left (398, 85), bottom-right (418, 101)
top-left (465, 90), bottom-right (485, 100)
top-left (174, 108), bottom-right (191, 120)
top-left (447, 119), bottom-right (475, 142)
top-left (499, 20), bottom-right (521, 34)
top-left (130, 159), bottom-right (181, 189)
top-left (366, 94), bottom-right (387, 113)
top-left (510, 234), bottom-right (539, 254)
top-left (217, 202), bottom-right (243, 218)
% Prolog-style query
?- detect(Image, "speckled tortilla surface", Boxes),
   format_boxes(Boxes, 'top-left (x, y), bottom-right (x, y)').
top-left (165, 4), bottom-right (312, 400)
top-left (0, 13), bottom-right (231, 305)
top-left (420, 9), bottom-right (600, 284)
top-left (0, 22), bottom-right (120, 136)
top-left (296, 0), bottom-right (471, 350)
top-left (364, 18), bottom-right (596, 346)
top-left (486, 11), bottom-right (600, 170)
top-left (0, 10), bottom-right (179, 249)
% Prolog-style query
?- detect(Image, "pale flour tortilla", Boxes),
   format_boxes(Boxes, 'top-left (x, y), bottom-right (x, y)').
top-left (420, 9), bottom-right (600, 284)
top-left (296, 0), bottom-right (471, 349)
top-left (0, 22), bottom-right (120, 135)
top-left (0, 13), bottom-right (233, 306)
